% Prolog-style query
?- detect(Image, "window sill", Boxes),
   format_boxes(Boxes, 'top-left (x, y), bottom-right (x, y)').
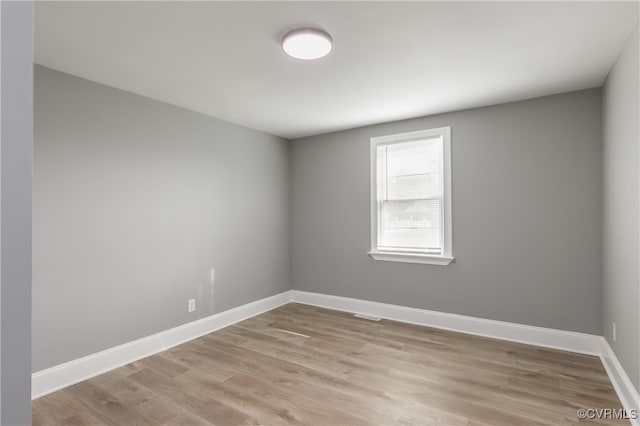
top-left (368, 251), bottom-right (455, 266)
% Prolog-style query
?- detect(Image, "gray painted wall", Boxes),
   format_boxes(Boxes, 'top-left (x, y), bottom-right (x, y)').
top-left (603, 24), bottom-right (640, 393)
top-left (291, 89), bottom-right (603, 335)
top-left (1, 1), bottom-right (33, 424)
top-left (33, 66), bottom-right (290, 372)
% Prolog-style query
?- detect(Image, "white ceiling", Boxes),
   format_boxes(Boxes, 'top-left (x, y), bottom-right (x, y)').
top-left (35, 1), bottom-right (639, 139)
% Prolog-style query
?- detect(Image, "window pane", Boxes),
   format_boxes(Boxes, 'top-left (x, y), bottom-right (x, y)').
top-left (379, 199), bottom-right (442, 252)
top-left (387, 172), bottom-right (441, 200)
top-left (386, 138), bottom-right (442, 179)
top-left (372, 128), bottom-right (450, 258)
top-left (376, 136), bottom-right (444, 253)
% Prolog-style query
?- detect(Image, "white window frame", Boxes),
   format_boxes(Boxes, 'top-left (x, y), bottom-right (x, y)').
top-left (368, 127), bottom-right (454, 266)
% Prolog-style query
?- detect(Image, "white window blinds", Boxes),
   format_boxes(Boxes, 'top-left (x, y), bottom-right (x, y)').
top-left (376, 136), bottom-right (444, 254)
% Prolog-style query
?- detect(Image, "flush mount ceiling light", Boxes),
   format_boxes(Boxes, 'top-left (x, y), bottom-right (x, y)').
top-left (282, 28), bottom-right (332, 60)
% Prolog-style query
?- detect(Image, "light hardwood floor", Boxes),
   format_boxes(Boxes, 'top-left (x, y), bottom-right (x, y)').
top-left (33, 303), bottom-right (627, 426)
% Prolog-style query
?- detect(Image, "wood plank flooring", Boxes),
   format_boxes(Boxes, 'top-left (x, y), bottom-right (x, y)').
top-left (32, 303), bottom-right (627, 425)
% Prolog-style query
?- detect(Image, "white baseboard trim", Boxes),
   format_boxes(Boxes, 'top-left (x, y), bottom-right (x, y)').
top-left (32, 290), bottom-right (292, 399)
top-left (600, 340), bottom-right (640, 425)
top-left (291, 290), bottom-right (640, 421)
top-left (33, 287), bottom-right (639, 424)
top-left (290, 290), bottom-right (603, 355)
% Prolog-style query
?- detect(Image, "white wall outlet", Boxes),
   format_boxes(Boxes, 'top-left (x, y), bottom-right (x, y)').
top-left (188, 299), bottom-right (196, 313)
top-left (210, 268), bottom-right (215, 284)
top-left (612, 322), bottom-right (616, 342)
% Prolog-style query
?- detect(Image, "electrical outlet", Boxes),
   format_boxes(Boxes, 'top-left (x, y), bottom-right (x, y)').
top-left (612, 322), bottom-right (616, 342)
top-left (210, 268), bottom-right (215, 284)
top-left (188, 299), bottom-right (196, 313)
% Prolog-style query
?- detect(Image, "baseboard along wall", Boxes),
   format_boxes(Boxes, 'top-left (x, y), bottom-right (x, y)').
top-left (32, 289), bottom-right (639, 424)
top-left (31, 291), bottom-right (291, 399)
top-left (290, 290), bottom-right (639, 424)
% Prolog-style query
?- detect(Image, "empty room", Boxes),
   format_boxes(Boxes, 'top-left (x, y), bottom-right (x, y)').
top-left (0, 0), bottom-right (639, 425)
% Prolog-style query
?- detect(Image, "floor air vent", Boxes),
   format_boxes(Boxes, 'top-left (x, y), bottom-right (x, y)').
top-left (354, 313), bottom-right (381, 321)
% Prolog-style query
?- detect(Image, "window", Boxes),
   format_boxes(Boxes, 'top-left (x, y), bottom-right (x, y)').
top-left (369, 127), bottom-right (453, 265)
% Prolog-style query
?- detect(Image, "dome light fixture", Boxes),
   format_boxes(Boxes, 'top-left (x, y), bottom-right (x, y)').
top-left (282, 28), bottom-right (332, 60)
